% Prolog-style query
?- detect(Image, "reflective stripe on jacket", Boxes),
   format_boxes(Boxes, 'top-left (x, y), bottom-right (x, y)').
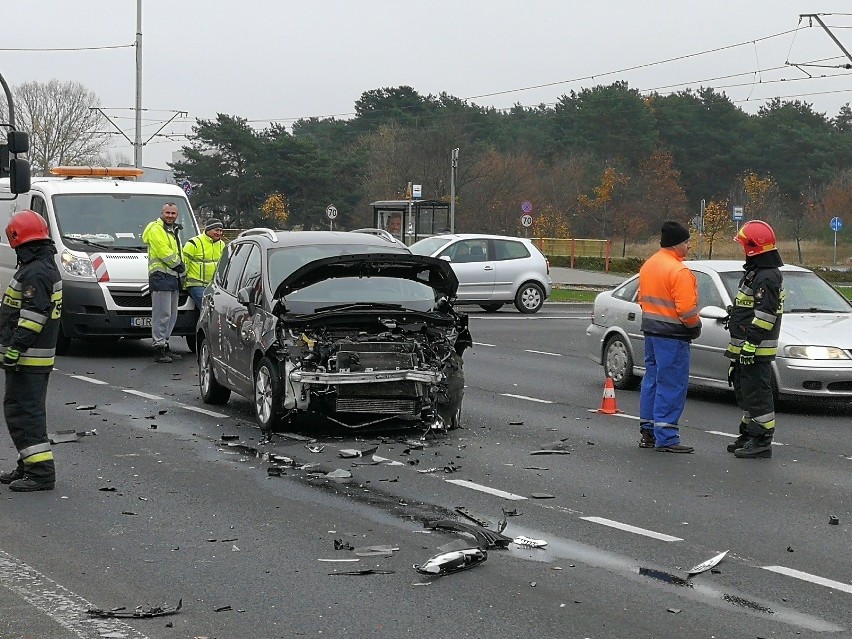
top-left (726, 263), bottom-right (784, 361)
top-left (183, 233), bottom-right (224, 288)
top-left (142, 218), bottom-right (183, 278)
top-left (0, 242), bottom-right (63, 372)
top-left (638, 248), bottom-right (701, 341)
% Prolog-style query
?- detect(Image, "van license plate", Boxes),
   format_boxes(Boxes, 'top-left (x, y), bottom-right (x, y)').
top-left (131, 316), bottom-right (152, 328)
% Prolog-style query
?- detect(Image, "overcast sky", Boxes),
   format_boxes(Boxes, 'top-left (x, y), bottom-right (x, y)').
top-left (5, 1), bottom-right (852, 169)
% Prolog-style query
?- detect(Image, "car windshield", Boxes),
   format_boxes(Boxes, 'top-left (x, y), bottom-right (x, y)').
top-left (409, 236), bottom-right (453, 256)
top-left (719, 270), bottom-right (852, 313)
top-left (53, 194), bottom-right (195, 251)
top-left (267, 244), bottom-right (410, 289)
top-left (283, 276), bottom-right (437, 314)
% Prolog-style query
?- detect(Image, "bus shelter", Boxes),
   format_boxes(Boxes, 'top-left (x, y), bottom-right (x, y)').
top-left (370, 199), bottom-right (451, 246)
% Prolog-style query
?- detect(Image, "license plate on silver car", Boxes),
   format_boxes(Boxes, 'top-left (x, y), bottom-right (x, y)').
top-left (131, 316), bottom-right (152, 328)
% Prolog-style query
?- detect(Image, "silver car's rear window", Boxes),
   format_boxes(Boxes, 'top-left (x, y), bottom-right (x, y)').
top-left (719, 270), bottom-right (852, 313)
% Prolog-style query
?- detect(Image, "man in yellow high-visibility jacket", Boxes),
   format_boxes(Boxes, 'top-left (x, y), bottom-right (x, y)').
top-left (142, 203), bottom-right (185, 363)
top-left (183, 219), bottom-right (225, 311)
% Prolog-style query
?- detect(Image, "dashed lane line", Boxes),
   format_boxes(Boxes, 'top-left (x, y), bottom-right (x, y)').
top-left (524, 349), bottom-right (563, 357)
top-left (580, 516), bottom-right (684, 542)
top-left (68, 374), bottom-right (108, 385)
top-left (473, 341), bottom-right (495, 347)
top-left (762, 566), bottom-right (852, 594)
top-left (0, 549), bottom-right (150, 639)
top-left (501, 393), bottom-right (553, 404)
top-left (177, 403), bottom-right (229, 418)
top-left (444, 479), bottom-right (527, 501)
top-left (122, 389), bottom-right (163, 400)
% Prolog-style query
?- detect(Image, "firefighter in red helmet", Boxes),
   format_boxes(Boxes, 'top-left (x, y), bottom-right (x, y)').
top-left (0, 210), bottom-right (63, 491)
top-left (725, 220), bottom-right (784, 459)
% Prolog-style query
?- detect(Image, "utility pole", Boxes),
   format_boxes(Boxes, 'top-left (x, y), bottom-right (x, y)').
top-left (449, 148), bottom-right (459, 233)
top-left (134, 0), bottom-right (143, 168)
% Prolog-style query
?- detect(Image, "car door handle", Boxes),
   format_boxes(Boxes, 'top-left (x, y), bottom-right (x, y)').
top-left (628, 312), bottom-right (636, 321)
top-left (484, 266), bottom-right (493, 271)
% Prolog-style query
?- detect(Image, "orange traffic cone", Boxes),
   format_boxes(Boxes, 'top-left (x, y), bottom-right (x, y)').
top-left (596, 375), bottom-right (622, 414)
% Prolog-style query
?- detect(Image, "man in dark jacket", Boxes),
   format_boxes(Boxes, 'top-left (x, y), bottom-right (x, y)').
top-left (726, 220), bottom-right (784, 459)
top-left (0, 210), bottom-right (63, 492)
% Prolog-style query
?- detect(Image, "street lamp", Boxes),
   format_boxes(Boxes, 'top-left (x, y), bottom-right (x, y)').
top-left (450, 148), bottom-right (459, 233)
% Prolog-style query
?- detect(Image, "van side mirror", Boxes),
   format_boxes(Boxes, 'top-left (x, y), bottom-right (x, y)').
top-left (1, 131), bottom-right (31, 194)
top-left (9, 158), bottom-right (30, 194)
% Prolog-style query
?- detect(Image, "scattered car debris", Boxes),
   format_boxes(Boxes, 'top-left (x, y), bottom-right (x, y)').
top-left (329, 569), bottom-right (395, 576)
top-left (266, 466), bottom-right (285, 477)
top-left (86, 599), bottom-right (182, 619)
top-left (416, 467), bottom-right (439, 474)
top-left (318, 558), bottom-right (360, 562)
top-left (306, 444), bottom-right (325, 453)
top-left (99, 486), bottom-right (117, 492)
top-left (508, 421), bottom-right (524, 425)
top-left (76, 405), bottom-right (97, 411)
top-left (687, 550), bottom-right (728, 576)
top-left (530, 493), bottom-right (555, 499)
top-left (529, 450), bottom-right (570, 456)
top-left (503, 508), bottom-right (521, 517)
top-left (49, 429), bottom-right (97, 444)
top-left (220, 434), bottom-right (239, 441)
top-left (414, 548), bottom-right (487, 576)
top-left (334, 539), bottom-right (354, 551)
top-left (829, 515), bottom-right (839, 525)
top-left (497, 510), bottom-right (508, 534)
top-left (424, 519), bottom-right (512, 548)
top-left (786, 546), bottom-right (794, 552)
top-left (372, 455), bottom-right (404, 466)
top-left (354, 545), bottom-right (399, 557)
top-left (455, 507), bottom-right (490, 528)
top-left (338, 445), bottom-right (379, 459)
top-left (512, 536), bottom-right (547, 548)
top-left (214, 605), bottom-right (232, 612)
top-left (121, 511), bottom-right (138, 516)
top-left (523, 466), bottom-right (550, 470)
top-left (325, 469), bottom-right (353, 479)
top-left (667, 608), bottom-right (682, 614)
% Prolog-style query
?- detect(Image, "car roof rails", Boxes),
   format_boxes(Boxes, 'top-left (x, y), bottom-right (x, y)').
top-left (237, 228), bottom-right (280, 243)
top-left (350, 228), bottom-right (400, 244)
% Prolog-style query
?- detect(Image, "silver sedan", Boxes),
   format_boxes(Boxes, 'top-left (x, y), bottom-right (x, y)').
top-left (586, 260), bottom-right (852, 398)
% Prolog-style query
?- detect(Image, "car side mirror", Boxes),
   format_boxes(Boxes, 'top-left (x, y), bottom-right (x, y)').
top-left (237, 286), bottom-right (256, 314)
top-left (699, 305), bottom-right (728, 321)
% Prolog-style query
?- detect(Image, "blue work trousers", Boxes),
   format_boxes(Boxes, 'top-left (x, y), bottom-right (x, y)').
top-left (639, 335), bottom-right (690, 447)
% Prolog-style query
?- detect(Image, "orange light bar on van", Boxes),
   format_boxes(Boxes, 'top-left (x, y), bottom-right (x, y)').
top-left (49, 166), bottom-right (145, 178)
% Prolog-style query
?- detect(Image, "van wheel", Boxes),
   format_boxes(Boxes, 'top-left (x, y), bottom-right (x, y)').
top-left (198, 337), bottom-right (230, 404)
top-left (55, 325), bottom-right (71, 356)
top-left (255, 357), bottom-right (284, 432)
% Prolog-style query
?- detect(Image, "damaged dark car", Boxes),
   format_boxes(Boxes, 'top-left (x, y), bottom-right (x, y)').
top-left (196, 229), bottom-right (471, 431)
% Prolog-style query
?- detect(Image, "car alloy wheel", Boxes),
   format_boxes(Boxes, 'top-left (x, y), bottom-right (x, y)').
top-left (254, 357), bottom-right (283, 430)
top-left (198, 337), bottom-right (230, 404)
top-left (515, 282), bottom-right (545, 314)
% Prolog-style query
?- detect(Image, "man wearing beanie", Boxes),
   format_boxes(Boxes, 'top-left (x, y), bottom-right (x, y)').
top-left (636, 220), bottom-right (701, 453)
top-left (183, 219), bottom-right (226, 339)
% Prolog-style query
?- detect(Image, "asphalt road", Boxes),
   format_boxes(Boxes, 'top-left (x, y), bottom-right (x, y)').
top-left (1, 307), bottom-right (850, 639)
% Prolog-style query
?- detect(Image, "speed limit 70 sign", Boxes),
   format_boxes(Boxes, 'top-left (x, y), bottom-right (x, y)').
top-left (326, 204), bottom-right (338, 220)
top-left (521, 214), bottom-right (533, 228)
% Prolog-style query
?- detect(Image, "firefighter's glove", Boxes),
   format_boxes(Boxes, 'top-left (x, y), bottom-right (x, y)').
top-left (2, 348), bottom-right (20, 370)
top-left (173, 262), bottom-right (185, 274)
top-left (727, 361), bottom-right (735, 387)
top-left (739, 342), bottom-right (757, 366)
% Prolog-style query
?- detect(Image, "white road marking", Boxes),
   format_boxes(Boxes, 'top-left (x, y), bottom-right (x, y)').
top-left (705, 430), bottom-right (786, 445)
top-left (178, 403), bottom-right (229, 418)
top-left (0, 548), bottom-right (150, 639)
top-left (502, 393), bottom-right (553, 404)
top-left (524, 349), bottom-right (563, 357)
top-left (580, 516), bottom-right (683, 542)
top-left (470, 316), bottom-right (589, 320)
top-left (762, 566), bottom-right (852, 594)
top-left (445, 479), bottom-right (528, 501)
top-left (473, 341), bottom-right (495, 347)
top-left (68, 374), bottom-right (108, 385)
top-left (586, 409), bottom-right (637, 419)
top-left (122, 389), bottom-right (163, 400)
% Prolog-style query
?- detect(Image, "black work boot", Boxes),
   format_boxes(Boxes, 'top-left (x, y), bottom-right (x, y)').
top-left (734, 433), bottom-right (773, 459)
top-left (0, 465), bottom-right (25, 484)
top-left (639, 429), bottom-right (656, 449)
top-left (9, 461), bottom-right (55, 492)
top-left (154, 345), bottom-right (173, 363)
top-left (726, 421), bottom-right (751, 453)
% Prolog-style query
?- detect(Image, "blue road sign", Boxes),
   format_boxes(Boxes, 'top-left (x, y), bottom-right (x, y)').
top-left (830, 216), bottom-right (843, 232)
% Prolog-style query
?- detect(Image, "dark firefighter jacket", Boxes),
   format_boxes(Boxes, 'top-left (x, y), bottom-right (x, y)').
top-left (638, 247), bottom-right (702, 341)
top-left (726, 250), bottom-right (784, 361)
top-left (0, 240), bottom-right (63, 372)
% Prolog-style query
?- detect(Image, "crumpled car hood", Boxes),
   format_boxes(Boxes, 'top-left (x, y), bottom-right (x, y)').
top-left (780, 312), bottom-right (852, 348)
top-left (273, 253), bottom-right (459, 300)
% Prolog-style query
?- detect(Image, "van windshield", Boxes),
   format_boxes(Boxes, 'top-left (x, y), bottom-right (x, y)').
top-left (52, 194), bottom-right (196, 252)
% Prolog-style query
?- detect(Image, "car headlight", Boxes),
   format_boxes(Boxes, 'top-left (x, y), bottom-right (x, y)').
top-left (784, 345), bottom-right (851, 360)
top-left (60, 249), bottom-right (95, 278)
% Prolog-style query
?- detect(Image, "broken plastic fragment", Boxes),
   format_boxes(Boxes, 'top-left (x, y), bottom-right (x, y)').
top-left (414, 547), bottom-right (487, 575)
top-left (687, 550), bottom-right (728, 576)
top-left (513, 536), bottom-right (547, 548)
top-left (338, 445), bottom-right (378, 459)
top-left (354, 545), bottom-right (399, 557)
top-left (76, 405), bottom-right (97, 411)
top-left (829, 515), bottom-right (839, 525)
top-left (49, 430), bottom-right (81, 444)
top-left (329, 569), bottom-right (395, 576)
top-left (530, 493), bottom-right (555, 499)
top-left (306, 444), bottom-right (325, 453)
top-left (325, 469), bottom-right (352, 479)
top-left (455, 507), bottom-right (491, 528)
top-left (86, 599), bottom-right (182, 618)
top-left (334, 539), bottom-right (354, 551)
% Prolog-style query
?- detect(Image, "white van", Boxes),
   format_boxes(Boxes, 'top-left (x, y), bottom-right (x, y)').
top-left (0, 167), bottom-right (200, 354)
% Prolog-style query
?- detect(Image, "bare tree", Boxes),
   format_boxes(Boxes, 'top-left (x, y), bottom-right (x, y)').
top-left (3, 79), bottom-right (109, 174)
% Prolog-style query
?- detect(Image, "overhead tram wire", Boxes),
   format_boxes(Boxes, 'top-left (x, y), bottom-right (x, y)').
top-left (0, 44), bottom-right (133, 52)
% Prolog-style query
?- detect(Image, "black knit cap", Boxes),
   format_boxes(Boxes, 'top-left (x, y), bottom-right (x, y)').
top-left (660, 220), bottom-right (690, 248)
top-left (205, 219), bottom-right (224, 231)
